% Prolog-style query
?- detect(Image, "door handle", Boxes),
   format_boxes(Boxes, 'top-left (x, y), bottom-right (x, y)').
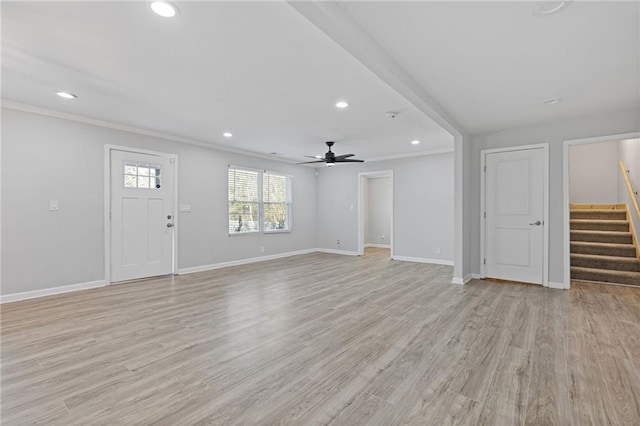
top-left (529, 220), bottom-right (542, 226)
top-left (166, 223), bottom-right (174, 228)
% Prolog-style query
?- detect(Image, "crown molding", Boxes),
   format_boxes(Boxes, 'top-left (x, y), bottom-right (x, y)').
top-left (0, 99), bottom-right (300, 165)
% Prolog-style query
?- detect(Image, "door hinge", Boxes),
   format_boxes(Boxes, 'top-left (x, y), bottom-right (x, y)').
top-left (484, 165), bottom-right (486, 172)
top-left (484, 258), bottom-right (486, 265)
top-left (483, 212), bottom-right (486, 219)
top-left (170, 158), bottom-right (175, 164)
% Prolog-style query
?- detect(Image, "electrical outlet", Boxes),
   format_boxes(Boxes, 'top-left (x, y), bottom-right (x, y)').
top-left (381, 234), bottom-right (385, 240)
top-left (50, 200), bottom-right (59, 211)
top-left (337, 239), bottom-right (341, 245)
top-left (260, 246), bottom-right (265, 253)
top-left (435, 247), bottom-right (441, 254)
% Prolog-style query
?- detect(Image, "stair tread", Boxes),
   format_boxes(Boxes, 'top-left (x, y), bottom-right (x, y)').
top-left (570, 209), bottom-right (626, 212)
top-left (571, 266), bottom-right (640, 286)
top-left (570, 241), bottom-right (636, 249)
top-left (571, 266), bottom-right (640, 277)
top-left (571, 230), bottom-right (631, 234)
top-left (570, 219), bottom-right (628, 223)
top-left (571, 253), bottom-right (640, 264)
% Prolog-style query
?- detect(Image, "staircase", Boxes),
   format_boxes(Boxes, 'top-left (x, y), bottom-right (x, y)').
top-left (570, 205), bottom-right (640, 286)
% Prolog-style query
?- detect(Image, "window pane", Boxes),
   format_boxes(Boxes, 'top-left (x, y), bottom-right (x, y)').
top-left (138, 166), bottom-right (150, 176)
top-left (138, 176), bottom-right (150, 188)
top-left (229, 202), bottom-right (259, 233)
top-left (124, 175), bottom-right (137, 188)
top-left (228, 169), bottom-right (259, 202)
top-left (124, 164), bottom-right (137, 175)
top-left (264, 202), bottom-right (289, 230)
top-left (263, 173), bottom-right (287, 203)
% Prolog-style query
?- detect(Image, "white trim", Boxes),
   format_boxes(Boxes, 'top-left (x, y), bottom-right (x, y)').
top-left (1, 100), bottom-right (299, 165)
top-left (178, 249), bottom-right (317, 274)
top-left (480, 143), bottom-right (550, 287)
top-left (562, 131), bottom-right (640, 291)
top-left (451, 274), bottom-right (472, 285)
top-left (0, 280), bottom-right (106, 304)
top-left (317, 248), bottom-right (359, 256)
top-left (105, 145), bottom-right (179, 285)
top-left (471, 273), bottom-right (482, 280)
top-left (357, 170), bottom-right (394, 259)
top-left (364, 243), bottom-right (391, 249)
top-left (365, 147), bottom-right (454, 163)
top-left (548, 281), bottom-right (566, 290)
top-left (392, 255), bottom-right (454, 266)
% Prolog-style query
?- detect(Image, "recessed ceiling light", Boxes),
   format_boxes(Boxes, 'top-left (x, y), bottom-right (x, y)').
top-left (326, 163), bottom-right (335, 167)
top-left (149, 1), bottom-right (178, 18)
top-left (533, 1), bottom-right (571, 16)
top-left (55, 91), bottom-right (77, 99)
top-left (542, 98), bottom-right (562, 105)
top-left (223, 132), bottom-right (233, 138)
top-left (335, 101), bottom-right (349, 109)
top-left (411, 140), bottom-right (421, 145)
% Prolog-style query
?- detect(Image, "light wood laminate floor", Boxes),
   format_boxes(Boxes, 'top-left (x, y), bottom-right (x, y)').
top-left (2, 248), bottom-right (640, 425)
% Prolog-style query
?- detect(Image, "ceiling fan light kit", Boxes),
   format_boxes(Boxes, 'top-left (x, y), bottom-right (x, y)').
top-left (298, 141), bottom-right (364, 166)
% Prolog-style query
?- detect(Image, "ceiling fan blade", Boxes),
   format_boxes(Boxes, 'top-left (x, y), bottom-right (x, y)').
top-left (304, 155), bottom-right (323, 159)
top-left (335, 158), bottom-right (364, 163)
top-left (334, 154), bottom-right (355, 160)
top-left (297, 160), bottom-right (327, 164)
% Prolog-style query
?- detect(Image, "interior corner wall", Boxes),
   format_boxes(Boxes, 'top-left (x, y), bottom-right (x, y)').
top-left (469, 108), bottom-right (640, 285)
top-left (619, 138), bottom-right (640, 193)
top-left (365, 177), bottom-right (391, 246)
top-left (569, 141), bottom-right (620, 204)
top-left (0, 108), bottom-right (318, 296)
top-left (316, 152), bottom-right (454, 263)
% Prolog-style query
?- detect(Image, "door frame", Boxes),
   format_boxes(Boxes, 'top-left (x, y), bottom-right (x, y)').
top-left (480, 143), bottom-right (549, 286)
top-left (562, 132), bottom-right (640, 290)
top-left (104, 144), bottom-right (179, 285)
top-left (357, 170), bottom-right (394, 258)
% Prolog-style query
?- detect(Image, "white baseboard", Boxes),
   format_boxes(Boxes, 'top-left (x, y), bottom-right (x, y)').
top-left (178, 248), bottom-right (317, 274)
top-left (0, 280), bottom-right (106, 304)
top-left (548, 281), bottom-right (567, 290)
top-left (316, 248), bottom-right (359, 256)
top-left (392, 255), bottom-right (454, 266)
top-left (471, 273), bottom-right (482, 279)
top-left (364, 243), bottom-right (391, 249)
top-left (451, 274), bottom-right (473, 285)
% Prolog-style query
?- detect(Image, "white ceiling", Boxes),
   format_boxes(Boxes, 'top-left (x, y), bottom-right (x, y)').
top-left (0, 1), bottom-right (453, 163)
top-left (337, 1), bottom-right (639, 134)
top-left (2, 1), bottom-right (638, 161)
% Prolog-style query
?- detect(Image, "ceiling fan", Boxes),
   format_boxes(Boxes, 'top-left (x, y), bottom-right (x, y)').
top-left (298, 141), bottom-right (364, 166)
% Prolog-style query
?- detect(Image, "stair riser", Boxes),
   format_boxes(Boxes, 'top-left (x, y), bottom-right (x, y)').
top-left (571, 268), bottom-right (640, 286)
top-left (570, 244), bottom-right (637, 258)
top-left (571, 222), bottom-right (629, 232)
top-left (571, 232), bottom-right (633, 244)
top-left (571, 211), bottom-right (627, 220)
top-left (571, 257), bottom-right (640, 272)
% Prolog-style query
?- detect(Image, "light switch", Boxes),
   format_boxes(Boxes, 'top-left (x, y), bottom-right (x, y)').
top-left (179, 204), bottom-right (192, 213)
top-left (50, 200), bottom-right (59, 211)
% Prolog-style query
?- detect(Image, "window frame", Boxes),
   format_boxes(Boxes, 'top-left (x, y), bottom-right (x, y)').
top-left (227, 165), bottom-right (293, 236)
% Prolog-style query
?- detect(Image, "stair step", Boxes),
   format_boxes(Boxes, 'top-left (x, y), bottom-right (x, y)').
top-left (570, 230), bottom-right (633, 244)
top-left (571, 266), bottom-right (640, 286)
top-left (570, 210), bottom-right (627, 220)
top-left (571, 253), bottom-right (640, 272)
top-left (570, 241), bottom-right (637, 258)
top-left (570, 220), bottom-right (629, 232)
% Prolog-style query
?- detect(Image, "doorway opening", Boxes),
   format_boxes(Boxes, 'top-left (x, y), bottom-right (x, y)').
top-left (563, 132), bottom-right (640, 288)
top-left (358, 170), bottom-right (393, 259)
top-left (104, 145), bottom-right (179, 284)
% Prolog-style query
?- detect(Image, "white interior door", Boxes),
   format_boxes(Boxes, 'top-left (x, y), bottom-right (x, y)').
top-left (485, 148), bottom-right (545, 284)
top-left (110, 150), bottom-right (175, 282)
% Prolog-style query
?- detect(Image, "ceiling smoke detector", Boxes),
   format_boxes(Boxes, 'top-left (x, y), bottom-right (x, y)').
top-left (385, 111), bottom-right (399, 119)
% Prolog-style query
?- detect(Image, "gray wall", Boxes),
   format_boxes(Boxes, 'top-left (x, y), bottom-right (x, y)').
top-left (316, 152), bottom-right (454, 262)
top-left (469, 108), bottom-right (640, 284)
top-left (570, 141), bottom-right (620, 204)
top-left (1, 108), bottom-right (317, 295)
top-left (365, 177), bottom-right (391, 246)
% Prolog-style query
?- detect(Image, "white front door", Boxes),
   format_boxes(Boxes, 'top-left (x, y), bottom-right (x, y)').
top-left (485, 148), bottom-right (545, 284)
top-left (110, 150), bottom-right (175, 282)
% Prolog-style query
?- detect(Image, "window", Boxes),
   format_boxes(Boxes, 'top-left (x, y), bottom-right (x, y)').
top-left (124, 162), bottom-right (162, 189)
top-left (228, 167), bottom-right (292, 234)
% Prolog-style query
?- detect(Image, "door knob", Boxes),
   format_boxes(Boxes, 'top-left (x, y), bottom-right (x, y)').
top-left (529, 220), bottom-right (542, 226)
top-left (166, 223), bottom-right (174, 228)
